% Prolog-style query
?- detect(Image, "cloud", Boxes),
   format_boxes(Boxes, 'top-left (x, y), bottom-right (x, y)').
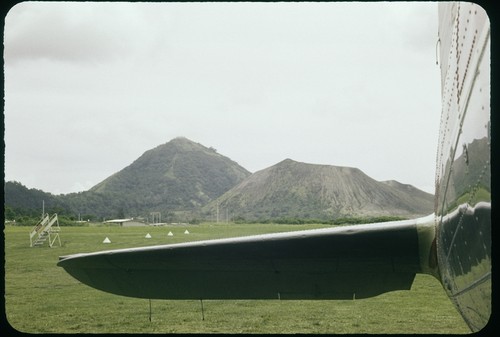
top-left (4, 2), bottom-right (166, 65)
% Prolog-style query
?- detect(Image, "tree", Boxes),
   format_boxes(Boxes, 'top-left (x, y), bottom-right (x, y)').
top-left (4, 206), bottom-right (16, 221)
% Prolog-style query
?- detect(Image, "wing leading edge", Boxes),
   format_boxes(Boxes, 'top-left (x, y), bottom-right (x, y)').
top-left (58, 216), bottom-right (436, 300)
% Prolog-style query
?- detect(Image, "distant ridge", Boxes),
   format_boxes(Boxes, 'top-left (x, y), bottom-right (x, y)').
top-left (204, 159), bottom-right (434, 221)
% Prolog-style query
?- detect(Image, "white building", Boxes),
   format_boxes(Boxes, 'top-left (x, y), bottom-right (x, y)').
top-left (104, 218), bottom-right (147, 227)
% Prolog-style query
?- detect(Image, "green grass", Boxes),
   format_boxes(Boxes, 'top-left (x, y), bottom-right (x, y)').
top-left (4, 223), bottom-right (470, 334)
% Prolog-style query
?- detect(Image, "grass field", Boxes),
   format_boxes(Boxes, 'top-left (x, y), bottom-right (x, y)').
top-left (4, 223), bottom-right (470, 334)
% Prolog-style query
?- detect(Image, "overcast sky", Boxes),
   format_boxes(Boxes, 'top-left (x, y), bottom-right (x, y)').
top-left (4, 1), bottom-right (441, 195)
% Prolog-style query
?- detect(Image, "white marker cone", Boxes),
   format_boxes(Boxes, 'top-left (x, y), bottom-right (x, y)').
top-left (103, 237), bottom-right (111, 243)
top-left (168, 231), bottom-right (173, 236)
top-left (145, 233), bottom-right (152, 238)
top-left (184, 230), bottom-right (190, 234)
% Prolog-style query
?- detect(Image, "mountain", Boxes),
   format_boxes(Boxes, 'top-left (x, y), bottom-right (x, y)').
top-left (203, 159), bottom-right (434, 221)
top-left (84, 137), bottom-right (251, 218)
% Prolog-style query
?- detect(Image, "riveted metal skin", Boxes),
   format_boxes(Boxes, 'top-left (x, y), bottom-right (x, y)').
top-left (436, 2), bottom-right (491, 332)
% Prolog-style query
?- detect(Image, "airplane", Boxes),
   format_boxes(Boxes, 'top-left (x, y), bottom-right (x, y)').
top-left (58, 2), bottom-right (491, 332)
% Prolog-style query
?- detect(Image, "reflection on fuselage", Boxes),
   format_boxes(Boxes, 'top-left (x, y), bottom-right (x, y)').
top-left (435, 2), bottom-right (491, 332)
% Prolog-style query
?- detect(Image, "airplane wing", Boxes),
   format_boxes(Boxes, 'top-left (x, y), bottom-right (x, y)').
top-left (58, 215), bottom-right (436, 300)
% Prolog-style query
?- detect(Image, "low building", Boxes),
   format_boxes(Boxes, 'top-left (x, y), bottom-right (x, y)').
top-left (104, 218), bottom-right (147, 227)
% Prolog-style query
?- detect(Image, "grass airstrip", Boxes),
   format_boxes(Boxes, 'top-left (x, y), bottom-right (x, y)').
top-left (5, 223), bottom-right (470, 334)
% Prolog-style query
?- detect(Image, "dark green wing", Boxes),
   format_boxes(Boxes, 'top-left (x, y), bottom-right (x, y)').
top-left (58, 217), bottom-right (435, 300)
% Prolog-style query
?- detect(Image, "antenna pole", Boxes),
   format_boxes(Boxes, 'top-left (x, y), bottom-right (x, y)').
top-left (200, 299), bottom-right (205, 321)
top-left (149, 299), bottom-right (152, 322)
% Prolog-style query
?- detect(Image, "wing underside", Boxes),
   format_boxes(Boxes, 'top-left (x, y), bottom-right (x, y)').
top-left (58, 218), bottom-right (434, 300)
